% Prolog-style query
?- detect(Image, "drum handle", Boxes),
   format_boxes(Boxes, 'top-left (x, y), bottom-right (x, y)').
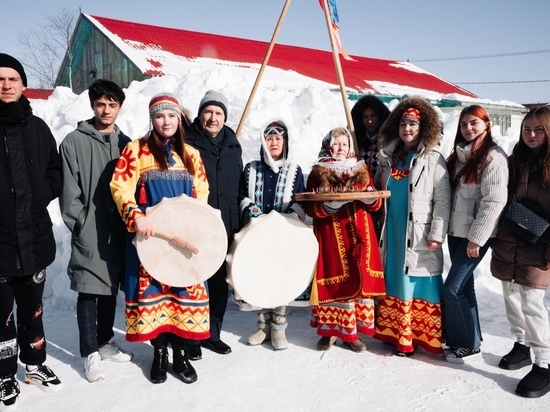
top-left (154, 231), bottom-right (199, 255)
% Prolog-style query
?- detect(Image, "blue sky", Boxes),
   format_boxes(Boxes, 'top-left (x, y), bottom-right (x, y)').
top-left (2, 0), bottom-right (549, 104)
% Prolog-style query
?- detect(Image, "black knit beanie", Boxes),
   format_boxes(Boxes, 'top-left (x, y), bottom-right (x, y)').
top-left (0, 53), bottom-right (28, 86)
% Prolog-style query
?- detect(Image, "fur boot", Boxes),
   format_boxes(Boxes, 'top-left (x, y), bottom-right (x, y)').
top-left (248, 311), bottom-right (272, 346)
top-left (271, 314), bottom-right (288, 350)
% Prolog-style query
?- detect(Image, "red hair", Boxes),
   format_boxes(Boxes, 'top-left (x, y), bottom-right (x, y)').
top-left (447, 105), bottom-right (496, 185)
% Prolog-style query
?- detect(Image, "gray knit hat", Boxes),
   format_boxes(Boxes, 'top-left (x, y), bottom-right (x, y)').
top-left (198, 89), bottom-right (228, 120)
top-left (0, 53), bottom-right (27, 86)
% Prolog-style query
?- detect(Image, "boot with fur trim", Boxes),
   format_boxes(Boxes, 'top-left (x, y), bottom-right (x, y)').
top-left (248, 311), bottom-right (272, 346)
top-left (271, 315), bottom-right (288, 350)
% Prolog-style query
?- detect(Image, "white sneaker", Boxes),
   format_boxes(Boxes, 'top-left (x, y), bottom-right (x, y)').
top-left (0, 376), bottom-right (19, 411)
top-left (98, 338), bottom-right (133, 363)
top-left (84, 352), bottom-right (105, 383)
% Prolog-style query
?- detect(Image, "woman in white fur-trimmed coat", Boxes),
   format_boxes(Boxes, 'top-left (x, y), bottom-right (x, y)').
top-left (374, 97), bottom-right (451, 357)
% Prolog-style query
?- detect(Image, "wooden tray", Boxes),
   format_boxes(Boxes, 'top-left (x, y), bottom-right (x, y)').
top-left (296, 190), bottom-right (391, 201)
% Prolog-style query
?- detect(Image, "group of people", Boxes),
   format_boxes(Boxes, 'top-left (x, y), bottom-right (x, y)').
top-left (311, 95), bottom-right (549, 399)
top-left (0, 54), bottom-right (243, 410)
top-left (1, 52), bottom-right (549, 412)
top-left (236, 93), bottom-right (550, 400)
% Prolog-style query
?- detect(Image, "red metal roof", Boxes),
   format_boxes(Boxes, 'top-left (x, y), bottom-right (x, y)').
top-left (89, 14), bottom-right (476, 98)
top-left (23, 88), bottom-right (53, 100)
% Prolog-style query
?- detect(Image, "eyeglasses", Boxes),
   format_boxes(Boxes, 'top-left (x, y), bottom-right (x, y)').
top-left (264, 126), bottom-right (286, 137)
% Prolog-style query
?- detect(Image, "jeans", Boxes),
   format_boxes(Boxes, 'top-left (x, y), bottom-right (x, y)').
top-left (77, 293), bottom-right (117, 357)
top-left (444, 236), bottom-right (492, 349)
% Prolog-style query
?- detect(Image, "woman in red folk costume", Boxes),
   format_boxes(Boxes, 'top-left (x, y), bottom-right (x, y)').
top-left (110, 93), bottom-right (209, 385)
top-left (306, 127), bottom-right (385, 352)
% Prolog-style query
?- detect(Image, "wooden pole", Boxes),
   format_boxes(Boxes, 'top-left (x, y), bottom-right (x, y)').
top-left (321, 0), bottom-right (359, 158)
top-left (235, 0), bottom-right (292, 138)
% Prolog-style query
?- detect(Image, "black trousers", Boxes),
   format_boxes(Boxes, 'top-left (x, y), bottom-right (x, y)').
top-left (77, 293), bottom-right (117, 357)
top-left (0, 271), bottom-right (47, 378)
top-left (205, 263), bottom-right (229, 342)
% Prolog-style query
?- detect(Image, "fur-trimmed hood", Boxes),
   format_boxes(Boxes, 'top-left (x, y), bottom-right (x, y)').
top-left (351, 94), bottom-right (390, 144)
top-left (378, 97), bottom-right (441, 152)
top-left (259, 118), bottom-right (291, 173)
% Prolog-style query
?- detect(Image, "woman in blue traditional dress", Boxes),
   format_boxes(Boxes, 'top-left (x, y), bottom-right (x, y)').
top-left (374, 97), bottom-right (451, 357)
top-left (110, 93), bottom-right (209, 384)
top-left (237, 119), bottom-right (306, 350)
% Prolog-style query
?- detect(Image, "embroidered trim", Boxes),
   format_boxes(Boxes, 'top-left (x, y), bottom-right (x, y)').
top-left (253, 162), bottom-right (291, 212)
top-left (138, 169), bottom-right (193, 185)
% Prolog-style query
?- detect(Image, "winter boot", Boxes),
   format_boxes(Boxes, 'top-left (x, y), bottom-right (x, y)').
top-left (345, 339), bottom-right (367, 353)
top-left (150, 336), bottom-right (168, 384)
top-left (172, 340), bottom-right (198, 384)
top-left (498, 342), bottom-right (532, 370)
top-left (150, 347), bottom-right (168, 384)
top-left (247, 311), bottom-right (272, 346)
top-left (271, 314), bottom-right (288, 350)
top-left (515, 364), bottom-right (550, 398)
top-left (317, 336), bottom-right (337, 351)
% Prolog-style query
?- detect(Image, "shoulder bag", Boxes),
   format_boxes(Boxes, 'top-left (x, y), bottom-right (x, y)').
top-left (502, 197), bottom-right (549, 244)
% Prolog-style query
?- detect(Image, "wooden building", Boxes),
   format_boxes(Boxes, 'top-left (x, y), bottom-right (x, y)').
top-left (56, 13), bottom-right (524, 129)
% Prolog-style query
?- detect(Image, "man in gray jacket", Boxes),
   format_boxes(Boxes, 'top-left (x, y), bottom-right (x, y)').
top-left (59, 79), bottom-right (132, 383)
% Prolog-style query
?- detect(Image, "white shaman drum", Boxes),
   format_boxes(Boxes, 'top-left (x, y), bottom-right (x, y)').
top-left (135, 195), bottom-right (227, 287)
top-left (226, 211), bottom-right (318, 309)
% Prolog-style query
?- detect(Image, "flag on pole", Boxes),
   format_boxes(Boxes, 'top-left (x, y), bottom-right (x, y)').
top-left (318, 0), bottom-right (356, 61)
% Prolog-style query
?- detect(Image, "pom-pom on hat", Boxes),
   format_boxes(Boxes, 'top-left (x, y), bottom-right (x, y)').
top-left (198, 89), bottom-right (228, 121)
top-left (0, 53), bottom-right (27, 86)
top-left (149, 93), bottom-right (182, 122)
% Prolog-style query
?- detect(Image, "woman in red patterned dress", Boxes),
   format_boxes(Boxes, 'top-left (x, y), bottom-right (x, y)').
top-left (306, 127), bottom-right (385, 352)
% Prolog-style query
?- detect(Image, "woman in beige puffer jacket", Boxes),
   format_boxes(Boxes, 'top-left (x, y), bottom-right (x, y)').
top-left (374, 97), bottom-right (451, 357)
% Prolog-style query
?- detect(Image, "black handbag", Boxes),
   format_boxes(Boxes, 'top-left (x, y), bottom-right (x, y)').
top-left (502, 198), bottom-right (550, 244)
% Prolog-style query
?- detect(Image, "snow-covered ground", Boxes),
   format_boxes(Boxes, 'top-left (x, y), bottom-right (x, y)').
top-left (15, 63), bottom-right (550, 411)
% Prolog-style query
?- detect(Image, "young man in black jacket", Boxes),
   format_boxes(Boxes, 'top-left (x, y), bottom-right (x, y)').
top-left (0, 53), bottom-right (63, 410)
